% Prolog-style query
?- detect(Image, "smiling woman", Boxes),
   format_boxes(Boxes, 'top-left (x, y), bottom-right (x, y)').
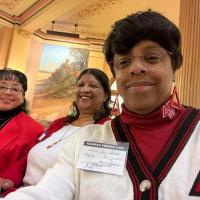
top-left (1, 68), bottom-right (112, 197)
top-left (3, 11), bottom-right (200, 200)
top-left (0, 68), bottom-right (44, 196)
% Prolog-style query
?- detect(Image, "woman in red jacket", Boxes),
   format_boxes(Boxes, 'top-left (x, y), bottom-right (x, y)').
top-left (0, 69), bottom-right (44, 194)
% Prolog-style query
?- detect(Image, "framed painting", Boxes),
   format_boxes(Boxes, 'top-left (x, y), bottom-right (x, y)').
top-left (31, 43), bottom-right (89, 127)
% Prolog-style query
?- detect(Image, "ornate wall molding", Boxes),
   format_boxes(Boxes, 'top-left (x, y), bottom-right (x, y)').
top-left (17, 27), bottom-right (32, 38)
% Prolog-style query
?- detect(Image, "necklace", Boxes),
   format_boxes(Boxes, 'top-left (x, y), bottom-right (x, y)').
top-left (46, 125), bottom-right (80, 149)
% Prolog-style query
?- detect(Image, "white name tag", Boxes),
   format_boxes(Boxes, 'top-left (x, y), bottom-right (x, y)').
top-left (76, 141), bottom-right (129, 176)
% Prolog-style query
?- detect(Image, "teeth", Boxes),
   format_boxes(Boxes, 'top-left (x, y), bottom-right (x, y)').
top-left (80, 96), bottom-right (90, 99)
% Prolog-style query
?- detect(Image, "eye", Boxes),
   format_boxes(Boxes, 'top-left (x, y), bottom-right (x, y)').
top-left (89, 84), bottom-right (98, 88)
top-left (117, 57), bottom-right (132, 68)
top-left (0, 86), bottom-right (6, 90)
top-left (144, 54), bottom-right (161, 64)
top-left (77, 83), bottom-right (84, 87)
top-left (12, 88), bottom-right (20, 93)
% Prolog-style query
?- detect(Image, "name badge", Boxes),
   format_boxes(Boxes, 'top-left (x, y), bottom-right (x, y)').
top-left (77, 141), bottom-right (129, 176)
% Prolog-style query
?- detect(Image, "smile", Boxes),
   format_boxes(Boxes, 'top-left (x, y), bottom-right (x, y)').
top-left (126, 81), bottom-right (156, 88)
top-left (80, 95), bottom-right (92, 100)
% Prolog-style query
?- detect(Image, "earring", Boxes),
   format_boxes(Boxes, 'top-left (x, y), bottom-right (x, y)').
top-left (162, 83), bottom-right (182, 119)
top-left (111, 94), bottom-right (120, 116)
top-left (169, 85), bottom-right (183, 111)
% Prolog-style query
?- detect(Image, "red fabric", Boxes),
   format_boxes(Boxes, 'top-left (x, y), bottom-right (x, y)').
top-left (195, 182), bottom-right (200, 192)
top-left (0, 112), bottom-right (44, 188)
top-left (120, 103), bottom-right (186, 166)
top-left (45, 117), bottom-right (68, 137)
top-left (45, 116), bottom-right (111, 138)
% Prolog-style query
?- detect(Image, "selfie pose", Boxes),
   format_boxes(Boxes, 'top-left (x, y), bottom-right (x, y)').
top-left (3, 11), bottom-right (200, 200)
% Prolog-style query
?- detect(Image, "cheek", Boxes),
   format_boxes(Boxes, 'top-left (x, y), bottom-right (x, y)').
top-left (96, 91), bottom-right (106, 102)
top-left (18, 95), bottom-right (24, 105)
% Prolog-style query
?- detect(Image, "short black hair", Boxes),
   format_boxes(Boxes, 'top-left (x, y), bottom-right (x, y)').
top-left (70, 68), bottom-right (112, 122)
top-left (0, 68), bottom-right (27, 93)
top-left (0, 68), bottom-right (28, 112)
top-left (104, 11), bottom-right (183, 76)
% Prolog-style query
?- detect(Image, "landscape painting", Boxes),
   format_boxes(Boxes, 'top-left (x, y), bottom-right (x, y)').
top-left (31, 44), bottom-right (89, 127)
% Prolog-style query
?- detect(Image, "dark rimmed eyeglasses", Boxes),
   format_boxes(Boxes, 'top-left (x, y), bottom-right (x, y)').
top-left (0, 85), bottom-right (23, 95)
top-left (112, 51), bottom-right (173, 70)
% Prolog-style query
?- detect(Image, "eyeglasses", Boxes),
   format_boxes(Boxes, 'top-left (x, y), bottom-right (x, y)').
top-left (0, 85), bottom-right (23, 95)
top-left (113, 51), bottom-right (172, 70)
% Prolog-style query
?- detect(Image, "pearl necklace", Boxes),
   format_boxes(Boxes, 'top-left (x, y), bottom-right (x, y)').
top-left (46, 125), bottom-right (80, 149)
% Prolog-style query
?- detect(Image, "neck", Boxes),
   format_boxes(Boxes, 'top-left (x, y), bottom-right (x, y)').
top-left (71, 113), bottom-right (95, 126)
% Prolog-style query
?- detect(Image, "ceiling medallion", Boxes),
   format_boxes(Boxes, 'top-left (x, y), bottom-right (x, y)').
top-left (70, 0), bottom-right (122, 22)
top-left (0, 0), bottom-right (23, 10)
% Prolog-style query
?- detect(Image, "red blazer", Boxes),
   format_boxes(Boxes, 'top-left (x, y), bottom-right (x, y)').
top-left (0, 112), bottom-right (44, 187)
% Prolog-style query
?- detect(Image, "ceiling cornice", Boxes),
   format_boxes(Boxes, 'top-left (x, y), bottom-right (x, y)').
top-left (34, 30), bottom-right (104, 48)
top-left (0, 0), bottom-right (54, 25)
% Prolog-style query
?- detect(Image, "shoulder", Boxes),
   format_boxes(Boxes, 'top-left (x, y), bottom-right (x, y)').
top-left (96, 117), bottom-right (111, 125)
top-left (46, 117), bottom-right (68, 134)
top-left (64, 121), bottom-right (114, 150)
top-left (14, 112), bottom-right (44, 132)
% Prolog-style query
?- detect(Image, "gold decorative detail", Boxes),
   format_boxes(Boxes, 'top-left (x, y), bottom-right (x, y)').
top-left (17, 28), bottom-right (32, 38)
top-left (70, 0), bottom-right (122, 22)
top-left (0, 0), bottom-right (23, 10)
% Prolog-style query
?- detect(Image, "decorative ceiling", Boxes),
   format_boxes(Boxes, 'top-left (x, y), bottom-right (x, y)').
top-left (0, 0), bottom-right (23, 10)
top-left (0, 0), bottom-right (181, 40)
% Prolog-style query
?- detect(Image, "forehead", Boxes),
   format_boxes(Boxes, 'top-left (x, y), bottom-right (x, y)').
top-left (115, 40), bottom-right (165, 57)
top-left (0, 79), bottom-right (22, 86)
top-left (78, 74), bottom-right (101, 84)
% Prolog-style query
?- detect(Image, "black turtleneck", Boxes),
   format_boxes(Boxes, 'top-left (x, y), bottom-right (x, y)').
top-left (0, 106), bottom-right (23, 129)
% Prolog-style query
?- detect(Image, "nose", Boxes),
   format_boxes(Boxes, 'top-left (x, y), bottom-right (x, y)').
top-left (81, 85), bottom-right (91, 92)
top-left (3, 88), bottom-right (13, 95)
top-left (129, 57), bottom-right (146, 75)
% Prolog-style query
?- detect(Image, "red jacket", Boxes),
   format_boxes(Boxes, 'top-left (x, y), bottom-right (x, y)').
top-left (0, 112), bottom-right (44, 187)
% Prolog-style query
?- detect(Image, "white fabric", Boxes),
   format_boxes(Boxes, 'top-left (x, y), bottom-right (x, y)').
top-left (3, 120), bottom-right (200, 200)
top-left (23, 125), bottom-right (80, 186)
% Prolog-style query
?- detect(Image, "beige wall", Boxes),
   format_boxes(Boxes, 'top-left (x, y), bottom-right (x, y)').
top-left (0, 26), bottom-right (13, 68)
top-left (6, 28), bottom-right (32, 73)
top-left (25, 38), bottom-right (43, 108)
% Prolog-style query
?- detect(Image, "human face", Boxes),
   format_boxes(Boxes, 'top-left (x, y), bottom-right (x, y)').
top-left (0, 80), bottom-right (24, 111)
top-left (113, 40), bottom-right (175, 114)
top-left (75, 74), bottom-right (107, 115)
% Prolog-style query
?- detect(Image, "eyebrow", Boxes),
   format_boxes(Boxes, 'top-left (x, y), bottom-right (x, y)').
top-left (0, 81), bottom-right (22, 87)
top-left (142, 45), bottom-right (164, 51)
